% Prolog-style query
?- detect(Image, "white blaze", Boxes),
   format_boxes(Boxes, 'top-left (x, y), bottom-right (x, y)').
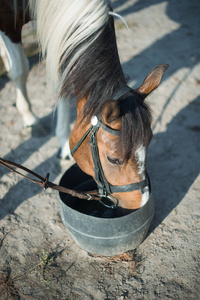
top-left (135, 145), bottom-right (149, 207)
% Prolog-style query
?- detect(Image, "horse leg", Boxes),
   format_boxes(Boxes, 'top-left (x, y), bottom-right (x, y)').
top-left (0, 31), bottom-right (38, 127)
top-left (56, 98), bottom-right (73, 159)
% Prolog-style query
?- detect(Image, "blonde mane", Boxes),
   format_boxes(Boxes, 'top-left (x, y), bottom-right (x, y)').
top-left (29, 0), bottom-right (109, 96)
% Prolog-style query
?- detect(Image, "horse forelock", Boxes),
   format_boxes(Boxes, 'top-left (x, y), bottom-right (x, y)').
top-left (118, 92), bottom-right (152, 162)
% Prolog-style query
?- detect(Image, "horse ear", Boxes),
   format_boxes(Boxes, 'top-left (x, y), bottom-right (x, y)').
top-left (101, 99), bottom-right (121, 124)
top-left (136, 64), bottom-right (169, 99)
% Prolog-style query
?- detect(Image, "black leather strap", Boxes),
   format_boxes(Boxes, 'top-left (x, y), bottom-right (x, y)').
top-left (89, 125), bottom-right (112, 196)
top-left (109, 176), bottom-right (149, 194)
top-left (112, 85), bottom-right (133, 100)
top-left (100, 122), bottom-right (120, 136)
top-left (70, 125), bottom-right (92, 156)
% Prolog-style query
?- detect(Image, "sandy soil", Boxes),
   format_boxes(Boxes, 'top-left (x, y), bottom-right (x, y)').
top-left (0, 0), bottom-right (200, 299)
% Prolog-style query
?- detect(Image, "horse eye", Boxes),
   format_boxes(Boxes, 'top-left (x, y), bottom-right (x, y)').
top-left (107, 156), bottom-right (124, 165)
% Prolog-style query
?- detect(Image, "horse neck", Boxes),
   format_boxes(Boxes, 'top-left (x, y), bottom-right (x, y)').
top-left (69, 97), bottom-right (94, 176)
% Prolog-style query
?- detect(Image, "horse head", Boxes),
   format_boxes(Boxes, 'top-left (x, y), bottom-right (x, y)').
top-left (70, 65), bottom-right (168, 209)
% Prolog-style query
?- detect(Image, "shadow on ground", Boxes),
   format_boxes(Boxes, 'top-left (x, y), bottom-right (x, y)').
top-left (0, 112), bottom-right (59, 220)
top-left (148, 96), bottom-right (200, 231)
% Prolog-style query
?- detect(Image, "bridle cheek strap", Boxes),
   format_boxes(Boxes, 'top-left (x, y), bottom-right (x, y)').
top-left (89, 123), bottom-right (112, 196)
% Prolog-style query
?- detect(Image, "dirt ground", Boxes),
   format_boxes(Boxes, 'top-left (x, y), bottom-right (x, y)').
top-left (0, 0), bottom-right (200, 299)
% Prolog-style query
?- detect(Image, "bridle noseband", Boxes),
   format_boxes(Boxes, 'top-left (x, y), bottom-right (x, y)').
top-left (70, 86), bottom-right (150, 209)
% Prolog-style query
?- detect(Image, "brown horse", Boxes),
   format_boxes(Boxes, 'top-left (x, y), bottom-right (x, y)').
top-left (1, 0), bottom-right (168, 210)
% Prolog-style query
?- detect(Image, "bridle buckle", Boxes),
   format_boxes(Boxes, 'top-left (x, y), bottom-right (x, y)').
top-left (99, 193), bottom-right (119, 209)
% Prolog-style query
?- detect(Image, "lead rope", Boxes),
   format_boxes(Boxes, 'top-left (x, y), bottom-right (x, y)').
top-left (0, 158), bottom-right (102, 202)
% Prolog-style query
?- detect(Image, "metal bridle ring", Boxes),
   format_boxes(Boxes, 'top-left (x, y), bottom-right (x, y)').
top-left (99, 194), bottom-right (119, 209)
top-left (86, 194), bottom-right (92, 201)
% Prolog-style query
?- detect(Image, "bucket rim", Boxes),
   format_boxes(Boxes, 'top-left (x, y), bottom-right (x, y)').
top-left (59, 163), bottom-right (153, 222)
top-left (59, 191), bottom-right (153, 222)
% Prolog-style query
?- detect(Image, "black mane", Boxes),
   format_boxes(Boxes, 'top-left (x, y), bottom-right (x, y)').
top-left (60, 14), bottom-right (152, 160)
top-left (60, 14), bottom-right (126, 113)
top-left (118, 92), bottom-right (152, 161)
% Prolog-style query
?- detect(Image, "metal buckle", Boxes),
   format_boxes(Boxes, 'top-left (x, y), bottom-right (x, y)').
top-left (86, 194), bottom-right (92, 201)
top-left (99, 194), bottom-right (118, 209)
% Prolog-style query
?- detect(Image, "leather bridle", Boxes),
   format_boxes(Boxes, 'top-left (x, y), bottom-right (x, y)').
top-left (0, 85), bottom-right (150, 210)
top-left (70, 86), bottom-right (150, 208)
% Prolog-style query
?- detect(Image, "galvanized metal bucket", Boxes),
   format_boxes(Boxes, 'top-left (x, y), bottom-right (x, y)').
top-left (59, 163), bottom-right (154, 256)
